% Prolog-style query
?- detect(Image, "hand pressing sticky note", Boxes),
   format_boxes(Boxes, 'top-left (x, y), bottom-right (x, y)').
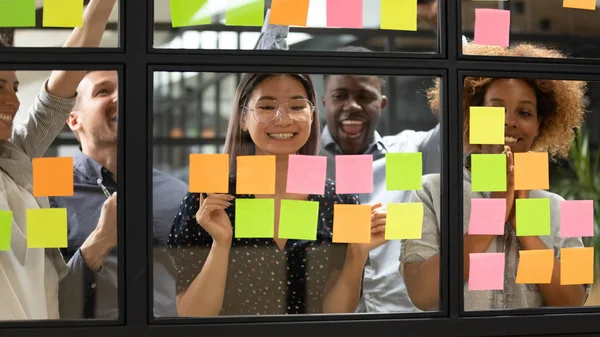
top-left (43, 0), bottom-right (83, 28)
top-left (0, 0), bottom-right (35, 27)
top-left (335, 155), bottom-right (373, 194)
top-left (269, 0), bottom-right (309, 26)
top-left (560, 200), bottom-right (594, 238)
top-left (234, 198), bottom-right (274, 238)
top-left (516, 198), bottom-right (551, 237)
top-left (327, 0), bottom-right (362, 28)
top-left (516, 249), bottom-right (554, 284)
top-left (189, 154), bottom-right (229, 193)
top-left (469, 106), bottom-right (505, 145)
top-left (470, 154), bottom-right (506, 192)
top-left (286, 155), bottom-right (327, 195)
top-left (0, 210), bottom-right (12, 251)
top-left (560, 247), bottom-right (594, 285)
top-left (385, 152), bottom-right (422, 191)
top-left (468, 253), bottom-right (505, 291)
top-left (380, 0), bottom-right (417, 31)
top-left (474, 9), bottom-right (510, 47)
top-left (385, 203), bottom-right (424, 240)
top-left (27, 208), bottom-right (68, 248)
top-left (226, 0), bottom-right (264, 27)
top-left (278, 200), bottom-right (319, 240)
top-left (468, 198), bottom-right (506, 235)
top-left (236, 155), bottom-right (276, 195)
top-left (333, 204), bottom-right (371, 243)
top-left (33, 157), bottom-right (73, 197)
top-left (563, 0), bottom-right (596, 10)
top-left (514, 152), bottom-right (549, 191)
top-left (170, 0), bottom-right (211, 27)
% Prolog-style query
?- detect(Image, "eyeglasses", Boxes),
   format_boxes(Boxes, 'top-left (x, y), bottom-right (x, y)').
top-left (245, 98), bottom-right (314, 124)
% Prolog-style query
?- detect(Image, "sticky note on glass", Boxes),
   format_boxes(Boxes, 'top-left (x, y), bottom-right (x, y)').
top-left (474, 9), bottom-right (510, 47)
top-left (170, 0), bottom-right (211, 27)
top-left (385, 152), bottom-right (422, 191)
top-left (385, 202), bottom-right (423, 240)
top-left (335, 155), bottom-right (373, 194)
top-left (560, 247), bottom-right (594, 285)
top-left (189, 154), bottom-right (229, 193)
top-left (269, 0), bottom-right (309, 26)
top-left (516, 198), bottom-right (551, 236)
top-left (560, 200), bottom-right (594, 238)
top-left (33, 157), bottom-right (73, 197)
top-left (226, 0), bottom-right (264, 26)
top-left (468, 198), bottom-right (506, 235)
top-left (516, 249), bottom-right (554, 284)
top-left (307, 0), bottom-right (327, 27)
top-left (470, 154), bottom-right (506, 192)
top-left (327, 0), bottom-right (362, 28)
top-left (468, 253), bottom-right (505, 290)
top-left (27, 208), bottom-right (67, 248)
top-left (333, 204), bottom-right (371, 243)
top-left (278, 200), bottom-right (319, 240)
top-left (514, 152), bottom-right (549, 191)
top-left (380, 0), bottom-right (417, 31)
top-left (0, 0), bottom-right (35, 27)
top-left (286, 155), bottom-right (327, 195)
top-left (236, 155), bottom-right (276, 194)
top-left (0, 211), bottom-right (12, 251)
top-left (43, 0), bottom-right (83, 28)
top-left (563, 0), bottom-right (596, 10)
top-left (469, 106), bottom-right (505, 145)
top-left (234, 198), bottom-right (274, 238)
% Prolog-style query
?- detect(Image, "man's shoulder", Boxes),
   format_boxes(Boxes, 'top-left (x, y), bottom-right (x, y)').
top-left (152, 168), bottom-right (188, 192)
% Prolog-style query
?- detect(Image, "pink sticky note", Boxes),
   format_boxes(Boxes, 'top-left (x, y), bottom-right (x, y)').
top-left (474, 9), bottom-right (510, 47)
top-left (286, 155), bottom-right (327, 195)
top-left (468, 253), bottom-right (505, 291)
top-left (335, 155), bottom-right (373, 194)
top-left (468, 198), bottom-right (506, 235)
top-left (326, 0), bottom-right (362, 28)
top-left (560, 200), bottom-right (594, 238)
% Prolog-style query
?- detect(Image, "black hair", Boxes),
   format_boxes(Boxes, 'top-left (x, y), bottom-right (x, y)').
top-left (323, 45), bottom-right (386, 91)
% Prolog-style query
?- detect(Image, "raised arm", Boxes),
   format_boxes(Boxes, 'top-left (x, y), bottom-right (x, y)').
top-left (254, 9), bottom-right (289, 50)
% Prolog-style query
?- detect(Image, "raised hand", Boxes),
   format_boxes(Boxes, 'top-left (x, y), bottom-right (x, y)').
top-left (195, 194), bottom-right (235, 246)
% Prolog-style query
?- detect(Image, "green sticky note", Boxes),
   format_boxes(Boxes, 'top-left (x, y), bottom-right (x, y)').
top-left (235, 198), bottom-right (274, 238)
top-left (226, 0), bottom-right (264, 27)
top-left (0, 0), bottom-right (35, 27)
top-left (380, 0), bottom-right (417, 31)
top-left (27, 208), bottom-right (67, 248)
top-left (43, 0), bottom-right (83, 28)
top-left (471, 154), bottom-right (506, 192)
top-left (278, 200), bottom-right (319, 240)
top-left (385, 203), bottom-right (424, 240)
top-left (386, 152), bottom-right (423, 190)
top-left (170, 0), bottom-right (211, 27)
top-left (516, 198), bottom-right (551, 236)
top-left (469, 106), bottom-right (505, 145)
top-left (0, 210), bottom-right (12, 251)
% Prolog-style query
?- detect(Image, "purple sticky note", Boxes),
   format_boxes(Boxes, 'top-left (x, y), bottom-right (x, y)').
top-left (474, 8), bottom-right (510, 47)
top-left (468, 253), bottom-right (505, 291)
top-left (335, 155), bottom-right (373, 194)
top-left (286, 155), bottom-right (327, 195)
top-left (326, 0), bottom-right (363, 28)
top-left (560, 200), bottom-right (594, 238)
top-left (468, 198), bottom-right (506, 235)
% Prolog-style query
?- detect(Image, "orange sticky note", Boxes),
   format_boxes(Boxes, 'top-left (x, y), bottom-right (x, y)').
top-left (269, 0), bottom-right (309, 26)
top-left (516, 249), bottom-right (554, 284)
top-left (236, 155), bottom-right (276, 194)
top-left (32, 157), bottom-right (73, 197)
top-left (332, 204), bottom-right (371, 243)
top-left (563, 0), bottom-right (596, 10)
top-left (189, 154), bottom-right (229, 193)
top-left (514, 152), bottom-right (549, 190)
top-left (560, 247), bottom-right (594, 285)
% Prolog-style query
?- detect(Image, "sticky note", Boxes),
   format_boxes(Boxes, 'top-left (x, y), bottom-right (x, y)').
top-left (468, 253), bottom-right (505, 290)
top-left (563, 0), bottom-right (596, 10)
top-left (26, 208), bottom-right (68, 248)
top-left (234, 198), bottom-right (274, 238)
top-left (286, 155), bottom-right (327, 195)
top-left (380, 0), bottom-right (417, 31)
top-left (0, 211), bottom-right (12, 251)
top-left (514, 152), bottom-right (549, 191)
top-left (307, 0), bottom-right (327, 27)
top-left (278, 200), bottom-right (319, 240)
top-left (468, 198), bottom-right (506, 235)
top-left (236, 155), bottom-right (276, 194)
top-left (269, 0), bottom-right (309, 26)
top-left (560, 200), bottom-right (594, 238)
top-left (327, 0), bottom-right (362, 28)
top-left (42, 0), bottom-right (83, 28)
top-left (385, 152), bottom-right (422, 191)
top-left (385, 203), bottom-right (424, 240)
top-left (33, 157), bottom-right (73, 197)
top-left (226, 0), bottom-right (264, 26)
top-left (333, 204), bottom-right (371, 243)
top-left (469, 106), bottom-right (505, 145)
top-left (470, 154), bottom-right (506, 192)
top-left (516, 198), bottom-right (551, 236)
top-left (170, 0), bottom-right (211, 27)
top-left (560, 247), bottom-right (594, 285)
top-left (189, 154), bottom-right (229, 193)
top-left (474, 9), bottom-right (510, 47)
top-left (335, 155), bottom-right (373, 194)
top-left (0, 0), bottom-right (35, 27)
top-left (515, 249), bottom-right (554, 284)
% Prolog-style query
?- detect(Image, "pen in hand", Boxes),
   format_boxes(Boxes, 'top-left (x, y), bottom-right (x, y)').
top-left (97, 179), bottom-right (112, 198)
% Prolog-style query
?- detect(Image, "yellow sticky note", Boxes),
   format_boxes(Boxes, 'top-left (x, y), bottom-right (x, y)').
top-left (236, 155), bottom-right (276, 195)
top-left (514, 152), bottom-right (549, 191)
top-left (27, 208), bottom-right (68, 248)
top-left (43, 0), bottom-right (83, 28)
top-left (385, 203), bottom-right (424, 239)
top-left (516, 249), bottom-right (554, 284)
top-left (333, 204), bottom-right (371, 243)
top-left (380, 0), bottom-right (417, 31)
top-left (469, 106), bottom-right (505, 145)
top-left (560, 247), bottom-right (594, 285)
top-left (563, 0), bottom-right (596, 10)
